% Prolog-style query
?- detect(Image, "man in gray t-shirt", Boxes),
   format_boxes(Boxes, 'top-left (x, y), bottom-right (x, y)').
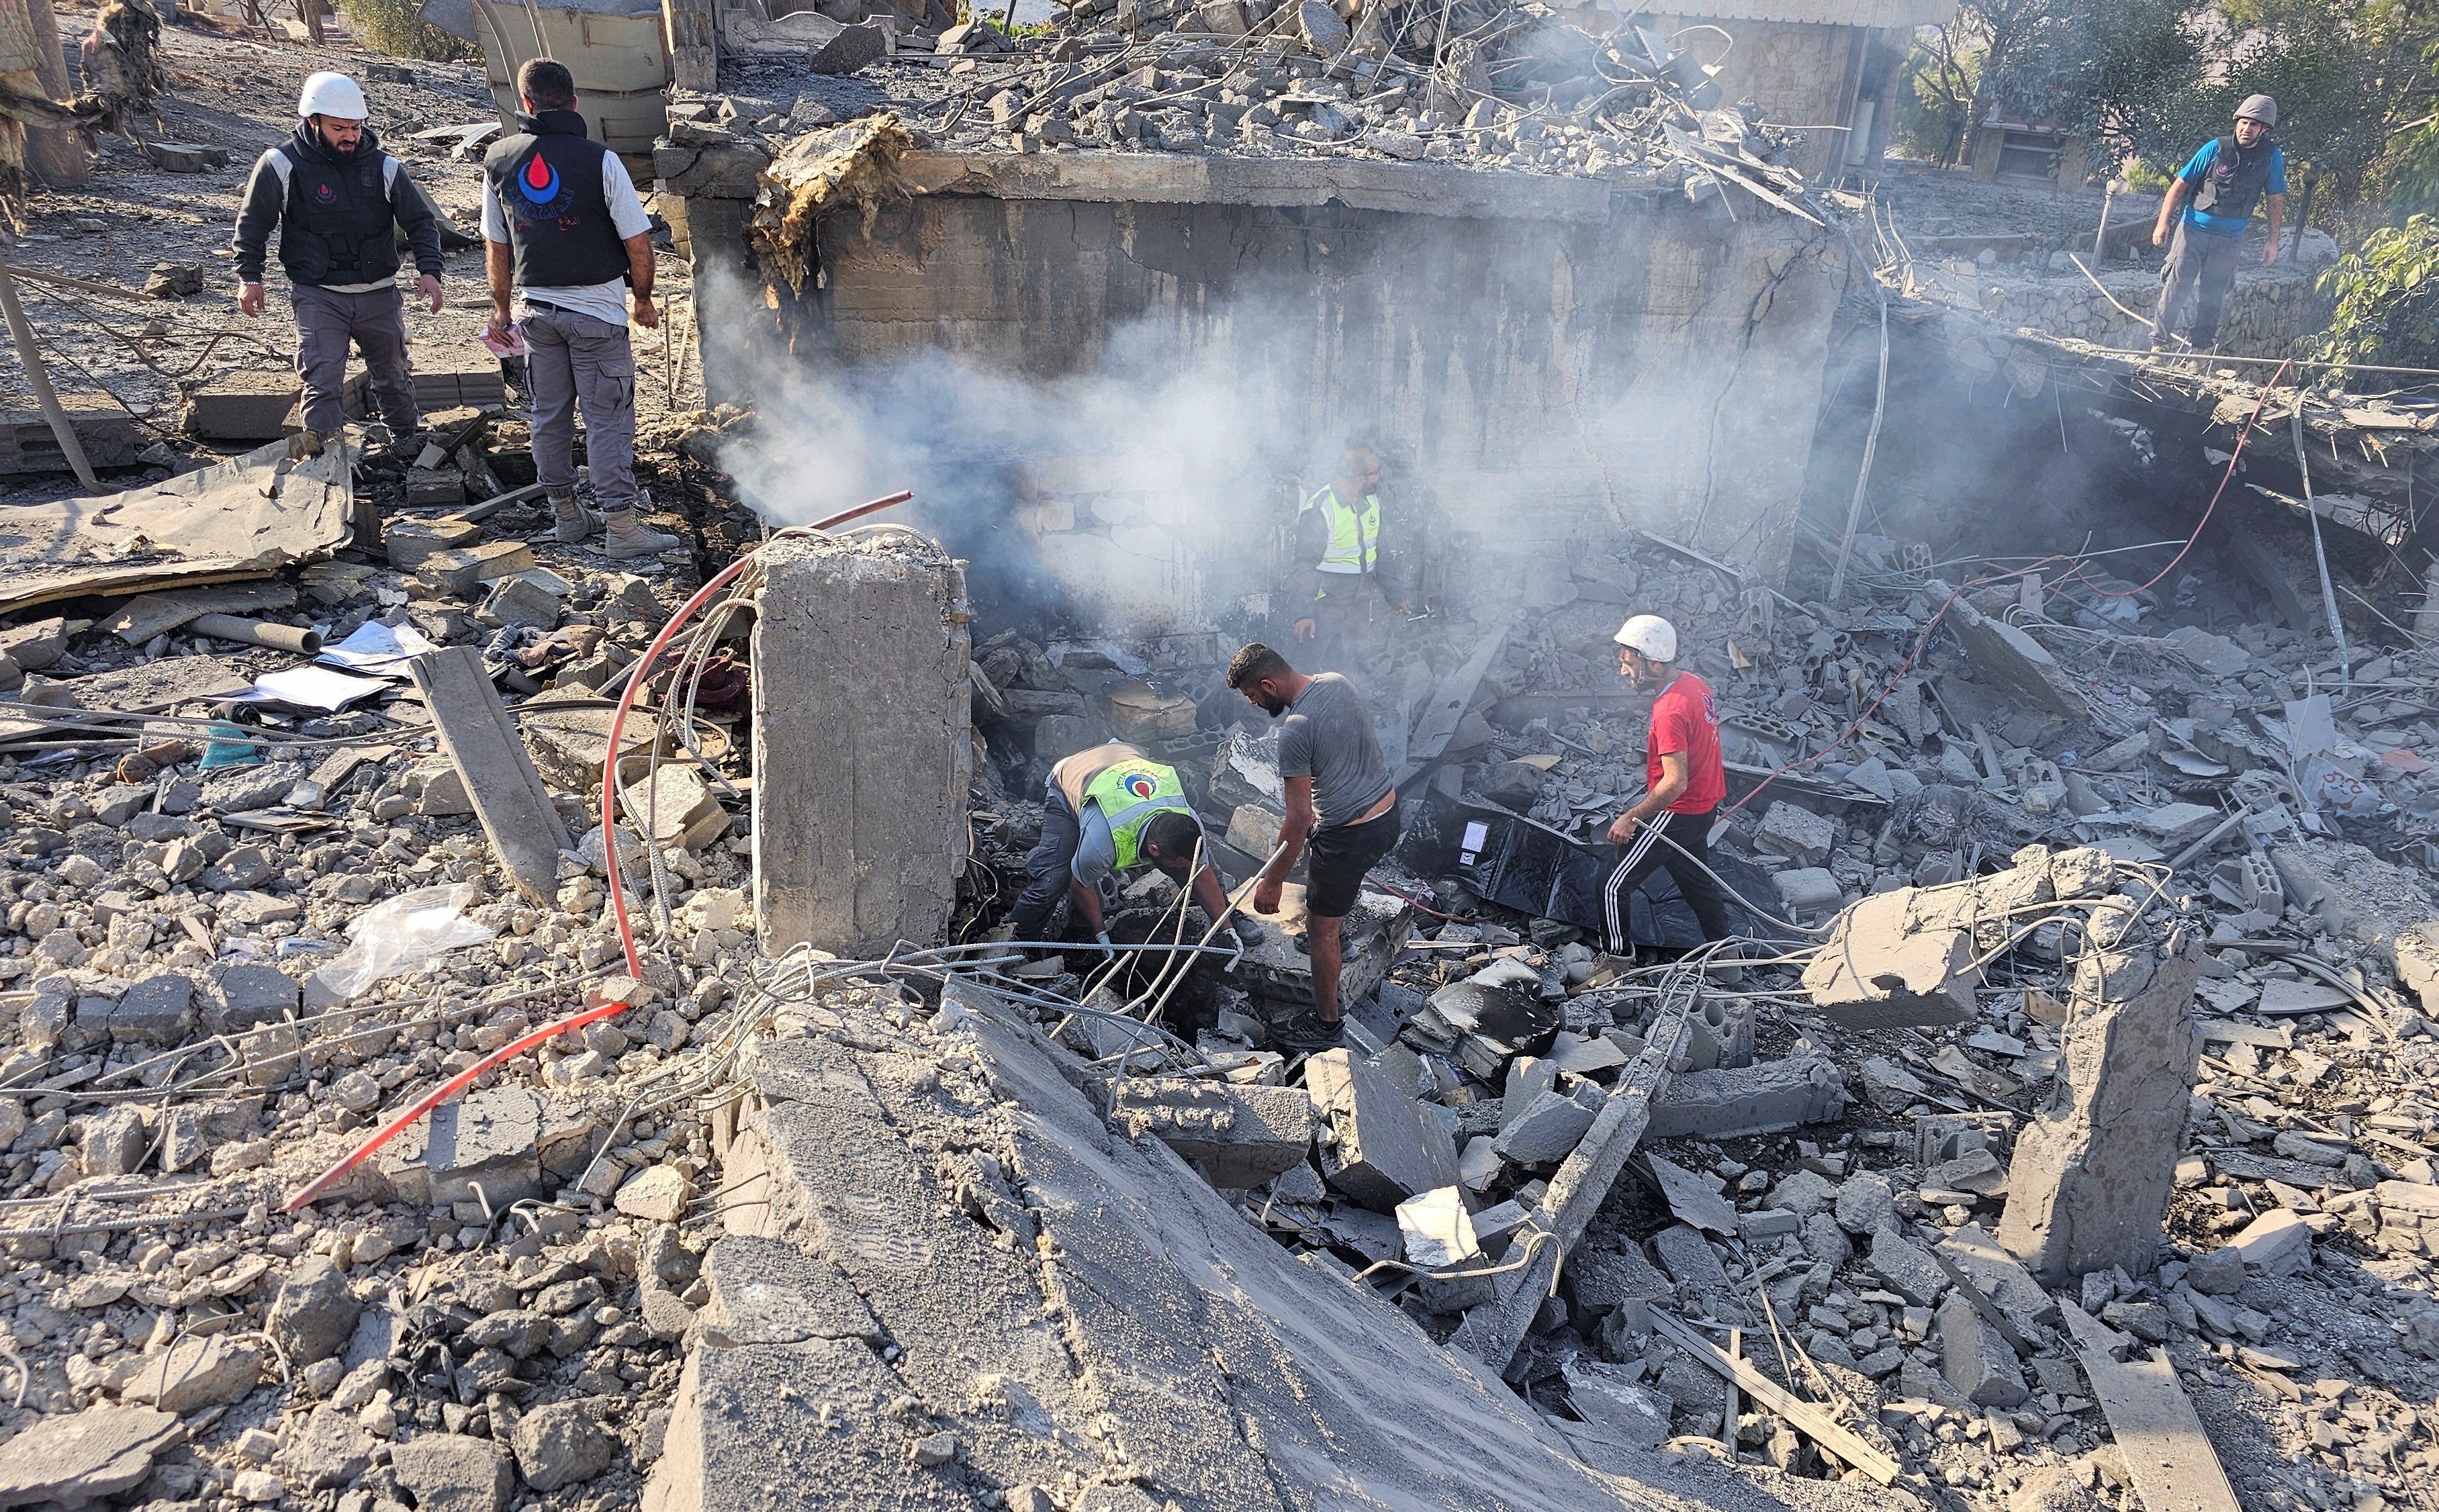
top-left (1228, 643), bottom-right (1402, 1051)
top-left (1279, 673), bottom-right (1393, 825)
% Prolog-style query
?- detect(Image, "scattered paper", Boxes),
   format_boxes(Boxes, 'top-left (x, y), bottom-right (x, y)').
top-left (232, 666), bottom-right (393, 712)
top-left (318, 620), bottom-right (439, 675)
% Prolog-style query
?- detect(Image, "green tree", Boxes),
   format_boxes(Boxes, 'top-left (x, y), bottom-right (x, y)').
top-left (2315, 212), bottom-right (2439, 368)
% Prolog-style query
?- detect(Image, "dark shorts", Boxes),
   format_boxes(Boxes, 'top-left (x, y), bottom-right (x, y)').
top-left (1305, 805), bottom-right (1401, 918)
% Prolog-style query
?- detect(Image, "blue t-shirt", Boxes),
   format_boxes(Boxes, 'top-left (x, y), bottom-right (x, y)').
top-left (2179, 138), bottom-right (2287, 238)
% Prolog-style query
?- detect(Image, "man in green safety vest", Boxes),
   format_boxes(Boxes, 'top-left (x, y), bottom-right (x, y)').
top-left (1290, 440), bottom-right (1401, 675)
top-left (1009, 741), bottom-right (1243, 954)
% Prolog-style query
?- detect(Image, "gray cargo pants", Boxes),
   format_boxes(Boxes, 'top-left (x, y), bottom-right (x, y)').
top-left (2152, 222), bottom-right (2246, 349)
top-left (521, 304), bottom-right (637, 512)
top-left (292, 284), bottom-right (416, 435)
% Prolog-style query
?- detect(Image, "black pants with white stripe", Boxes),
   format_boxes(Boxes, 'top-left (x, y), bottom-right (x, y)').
top-left (1602, 809), bottom-right (1735, 951)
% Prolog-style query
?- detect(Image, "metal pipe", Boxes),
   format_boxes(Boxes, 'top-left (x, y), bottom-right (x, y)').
top-left (187, 614), bottom-right (323, 654)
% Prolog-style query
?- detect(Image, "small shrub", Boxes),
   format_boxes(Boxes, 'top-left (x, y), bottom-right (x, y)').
top-left (335, 0), bottom-right (477, 60)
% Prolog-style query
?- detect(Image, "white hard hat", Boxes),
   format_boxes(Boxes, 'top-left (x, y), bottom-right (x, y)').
top-left (1614, 614), bottom-right (1677, 661)
top-left (298, 71), bottom-right (369, 121)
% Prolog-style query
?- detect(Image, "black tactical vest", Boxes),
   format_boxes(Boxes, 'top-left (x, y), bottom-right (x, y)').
top-left (483, 111), bottom-right (629, 289)
top-left (2194, 135), bottom-right (2276, 225)
top-left (277, 124), bottom-right (403, 287)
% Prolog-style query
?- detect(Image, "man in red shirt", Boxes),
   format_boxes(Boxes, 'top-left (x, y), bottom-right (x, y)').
top-left (1601, 614), bottom-right (1735, 949)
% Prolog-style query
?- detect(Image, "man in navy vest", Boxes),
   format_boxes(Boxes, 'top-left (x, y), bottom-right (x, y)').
top-left (481, 59), bottom-right (677, 563)
top-left (2150, 95), bottom-right (2287, 353)
top-left (231, 71), bottom-right (444, 437)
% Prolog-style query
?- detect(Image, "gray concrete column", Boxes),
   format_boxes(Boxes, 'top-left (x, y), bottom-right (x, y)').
top-left (1996, 900), bottom-right (2204, 1284)
top-left (751, 530), bottom-right (972, 958)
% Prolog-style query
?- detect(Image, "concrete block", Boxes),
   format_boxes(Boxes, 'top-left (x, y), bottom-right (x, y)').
top-left (1226, 803), bottom-right (1285, 863)
top-left (1500, 1055), bottom-right (1557, 1131)
top-left (620, 767), bottom-right (732, 852)
top-left (1099, 679), bottom-right (1197, 743)
top-left (1492, 1086), bottom-right (1598, 1165)
top-left (2182, 1244), bottom-right (2245, 1295)
top-left (1568, 1239), bottom-right (1672, 1318)
top-left (1936, 1293), bottom-right (2027, 1408)
top-left (1647, 1053), bottom-right (1847, 1139)
top-left (421, 541), bottom-right (538, 597)
top-left (377, 1086), bottom-right (543, 1207)
top-left (1561, 1360), bottom-right (1669, 1448)
top-left (1772, 866), bottom-right (1845, 923)
top-left (1996, 903), bottom-right (2203, 1284)
top-left (1936, 1223), bottom-right (2052, 1323)
top-left (143, 141), bottom-right (231, 172)
top-left (1107, 1078), bottom-right (1316, 1188)
top-left (1755, 802), bottom-right (1834, 865)
top-left (1868, 1227), bottom-right (1949, 1307)
top-left (125, 1334), bottom-right (265, 1415)
top-left (1770, 1169), bottom-right (1836, 1219)
top-left (1737, 1208), bottom-right (1799, 1241)
top-left (404, 467), bottom-right (466, 508)
top-left (389, 1435), bottom-right (514, 1512)
top-left (110, 972), bottom-right (194, 1043)
top-left (1305, 1048), bottom-right (1459, 1209)
top-left (480, 571), bottom-right (565, 628)
top-left (1395, 1185), bottom-right (1480, 1270)
top-left (183, 373), bottom-right (298, 440)
top-left (1802, 889), bottom-right (1979, 1027)
top-left (1834, 1172), bottom-right (1894, 1235)
top-left (753, 532), bottom-right (970, 957)
top-left (1649, 1223), bottom-right (1728, 1295)
top-left (384, 514), bottom-right (483, 570)
top-left (2227, 1209), bottom-right (2313, 1274)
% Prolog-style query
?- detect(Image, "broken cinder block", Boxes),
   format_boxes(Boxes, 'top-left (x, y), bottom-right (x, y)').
top-left (1305, 1047), bottom-right (1461, 1211)
top-left (1106, 1077), bottom-right (1316, 1188)
top-left (1647, 1053), bottom-right (1847, 1140)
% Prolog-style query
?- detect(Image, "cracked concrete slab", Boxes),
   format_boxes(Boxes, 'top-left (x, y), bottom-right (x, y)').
top-left (652, 982), bottom-right (1766, 1511)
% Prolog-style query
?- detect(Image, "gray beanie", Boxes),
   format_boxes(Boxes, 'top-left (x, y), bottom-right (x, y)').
top-left (2236, 94), bottom-right (2279, 127)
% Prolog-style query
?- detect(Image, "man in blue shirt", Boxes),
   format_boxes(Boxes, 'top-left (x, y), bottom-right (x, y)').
top-left (2150, 95), bottom-right (2287, 352)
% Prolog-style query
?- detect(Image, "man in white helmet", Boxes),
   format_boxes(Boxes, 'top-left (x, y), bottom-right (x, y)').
top-left (232, 71), bottom-right (445, 437)
top-left (2150, 95), bottom-right (2286, 353)
top-left (1602, 614), bottom-right (1734, 950)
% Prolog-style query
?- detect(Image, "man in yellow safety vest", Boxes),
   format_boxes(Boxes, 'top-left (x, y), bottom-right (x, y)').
top-left (1009, 741), bottom-right (1242, 953)
top-left (1291, 440), bottom-right (1400, 674)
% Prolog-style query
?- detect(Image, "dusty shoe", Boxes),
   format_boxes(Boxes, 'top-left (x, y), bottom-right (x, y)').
top-left (1271, 1010), bottom-right (1343, 1051)
top-left (603, 510), bottom-right (681, 562)
top-left (547, 496), bottom-right (599, 545)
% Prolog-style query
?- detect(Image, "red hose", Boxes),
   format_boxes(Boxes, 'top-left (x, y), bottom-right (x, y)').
top-left (283, 491), bottom-right (913, 1212)
top-left (282, 996), bottom-right (629, 1211)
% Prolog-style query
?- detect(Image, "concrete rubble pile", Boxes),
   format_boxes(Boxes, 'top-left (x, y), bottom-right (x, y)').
top-left (3, 375), bottom-right (2439, 1512)
top-left (950, 516), bottom-right (2439, 1512)
top-left (657, 0), bottom-right (1818, 193)
top-left (0, 401), bottom-right (751, 1511)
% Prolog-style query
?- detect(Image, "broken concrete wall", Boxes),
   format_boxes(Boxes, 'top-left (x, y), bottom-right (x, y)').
top-left (750, 530), bottom-right (973, 957)
top-left (690, 155), bottom-right (1844, 590)
top-left (1996, 900), bottom-right (2204, 1284)
top-left (670, 982), bottom-right (1724, 1511)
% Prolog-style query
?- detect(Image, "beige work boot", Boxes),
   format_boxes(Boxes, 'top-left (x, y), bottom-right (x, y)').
top-left (603, 508), bottom-right (682, 563)
top-left (547, 495), bottom-right (600, 545)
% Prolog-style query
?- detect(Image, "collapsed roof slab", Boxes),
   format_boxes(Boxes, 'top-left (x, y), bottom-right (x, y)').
top-left (670, 982), bottom-right (1808, 1512)
top-left (677, 145), bottom-right (1845, 585)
